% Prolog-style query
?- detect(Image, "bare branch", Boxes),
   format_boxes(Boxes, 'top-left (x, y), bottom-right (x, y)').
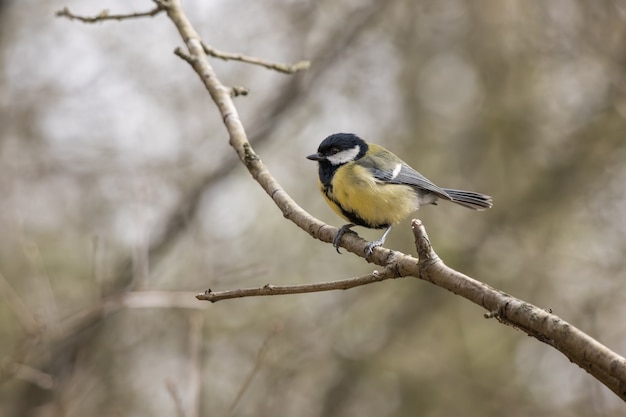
top-left (202, 41), bottom-right (310, 74)
top-left (409, 219), bottom-right (626, 401)
top-left (197, 269), bottom-right (397, 302)
top-left (55, 5), bottom-right (164, 23)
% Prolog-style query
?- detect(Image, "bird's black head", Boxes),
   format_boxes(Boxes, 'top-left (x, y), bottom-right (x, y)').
top-left (306, 133), bottom-right (368, 166)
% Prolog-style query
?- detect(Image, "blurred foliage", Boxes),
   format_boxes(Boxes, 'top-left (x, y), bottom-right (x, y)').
top-left (1, 0), bottom-right (626, 416)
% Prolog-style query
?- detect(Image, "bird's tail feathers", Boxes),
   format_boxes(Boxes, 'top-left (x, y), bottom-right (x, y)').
top-left (442, 188), bottom-right (493, 211)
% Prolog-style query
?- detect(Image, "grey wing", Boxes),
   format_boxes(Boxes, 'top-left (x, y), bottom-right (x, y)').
top-left (359, 156), bottom-right (452, 200)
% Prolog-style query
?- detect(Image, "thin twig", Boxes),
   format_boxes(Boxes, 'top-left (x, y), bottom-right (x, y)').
top-left (202, 41), bottom-right (310, 74)
top-left (228, 325), bottom-right (281, 416)
top-left (174, 47), bottom-right (195, 64)
top-left (229, 86), bottom-right (249, 97)
top-left (197, 269), bottom-right (397, 302)
top-left (55, 5), bottom-right (164, 23)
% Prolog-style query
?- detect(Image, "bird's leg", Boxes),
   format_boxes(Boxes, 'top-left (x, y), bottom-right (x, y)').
top-left (333, 223), bottom-right (356, 253)
top-left (364, 226), bottom-right (392, 257)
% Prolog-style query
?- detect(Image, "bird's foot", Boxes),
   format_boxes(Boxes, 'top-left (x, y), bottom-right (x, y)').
top-left (364, 226), bottom-right (392, 258)
top-left (364, 239), bottom-right (384, 258)
top-left (333, 224), bottom-right (355, 254)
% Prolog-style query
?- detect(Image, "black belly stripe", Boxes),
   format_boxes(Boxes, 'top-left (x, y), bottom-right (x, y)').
top-left (323, 188), bottom-right (389, 230)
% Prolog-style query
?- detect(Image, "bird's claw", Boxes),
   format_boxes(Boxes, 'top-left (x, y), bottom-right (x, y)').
top-left (333, 224), bottom-right (355, 254)
top-left (334, 242), bottom-right (343, 254)
top-left (364, 226), bottom-right (392, 257)
top-left (364, 240), bottom-right (383, 257)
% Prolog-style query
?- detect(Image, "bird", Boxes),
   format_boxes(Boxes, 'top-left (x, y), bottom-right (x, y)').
top-left (306, 133), bottom-right (492, 256)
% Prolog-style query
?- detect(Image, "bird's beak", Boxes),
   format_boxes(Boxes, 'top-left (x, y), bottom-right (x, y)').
top-left (306, 153), bottom-right (325, 161)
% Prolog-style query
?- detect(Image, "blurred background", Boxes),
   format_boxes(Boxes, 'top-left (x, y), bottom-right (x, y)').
top-left (1, 0), bottom-right (626, 415)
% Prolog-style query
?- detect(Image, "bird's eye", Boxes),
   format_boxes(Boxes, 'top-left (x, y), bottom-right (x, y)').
top-left (329, 147), bottom-right (339, 155)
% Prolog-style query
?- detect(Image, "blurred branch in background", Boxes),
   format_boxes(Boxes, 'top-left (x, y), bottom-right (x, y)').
top-left (227, 324), bottom-right (280, 416)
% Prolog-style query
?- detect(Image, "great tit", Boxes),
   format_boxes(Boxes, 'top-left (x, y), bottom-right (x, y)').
top-left (306, 133), bottom-right (492, 256)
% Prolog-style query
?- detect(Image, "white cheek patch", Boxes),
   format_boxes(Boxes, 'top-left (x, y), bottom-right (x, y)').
top-left (390, 163), bottom-right (402, 180)
top-left (327, 145), bottom-right (361, 165)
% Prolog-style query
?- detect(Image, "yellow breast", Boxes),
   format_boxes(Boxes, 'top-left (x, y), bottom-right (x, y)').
top-left (320, 163), bottom-right (419, 229)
